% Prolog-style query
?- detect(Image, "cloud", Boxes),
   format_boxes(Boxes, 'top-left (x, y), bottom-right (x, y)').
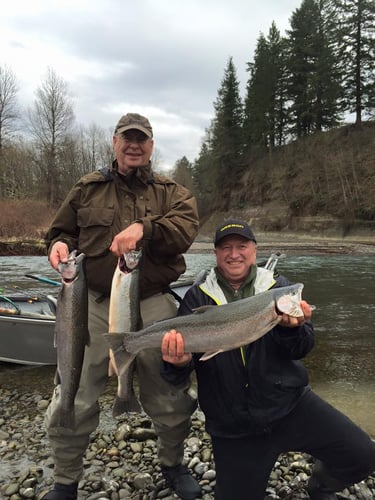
top-left (0, 0), bottom-right (302, 169)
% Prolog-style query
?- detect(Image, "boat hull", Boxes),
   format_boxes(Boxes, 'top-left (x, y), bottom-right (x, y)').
top-left (0, 295), bottom-right (57, 365)
top-left (0, 314), bottom-right (56, 365)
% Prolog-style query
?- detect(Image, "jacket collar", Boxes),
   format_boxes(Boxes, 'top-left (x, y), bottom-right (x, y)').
top-left (112, 160), bottom-right (155, 186)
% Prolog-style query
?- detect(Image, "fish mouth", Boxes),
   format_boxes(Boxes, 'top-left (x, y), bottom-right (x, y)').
top-left (61, 268), bottom-right (79, 283)
top-left (62, 276), bottom-right (76, 284)
top-left (119, 249), bottom-right (143, 272)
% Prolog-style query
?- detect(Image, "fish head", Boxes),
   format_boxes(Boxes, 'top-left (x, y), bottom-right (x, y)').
top-left (275, 283), bottom-right (304, 317)
top-left (58, 251), bottom-right (85, 284)
top-left (120, 248), bottom-right (143, 272)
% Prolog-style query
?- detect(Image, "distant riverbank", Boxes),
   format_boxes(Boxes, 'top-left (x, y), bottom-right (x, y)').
top-left (1, 232), bottom-right (375, 257)
top-left (0, 239), bottom-right (46, 256)
top-left (190, 231), bottom-right (375, 256)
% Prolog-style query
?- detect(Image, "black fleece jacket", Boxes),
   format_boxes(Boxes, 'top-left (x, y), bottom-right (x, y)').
top-left (161, 271), bottom-right (314, 438)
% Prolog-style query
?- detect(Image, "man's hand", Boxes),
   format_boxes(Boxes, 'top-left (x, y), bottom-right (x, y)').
top-left (109, 222), bottom-right (144, 257)
top-left (279, 300), bottom-right (313, 327)
top-left (161, 329), bottom-right (192, 367)
top-left (49, 242), bottom-right (69, 270)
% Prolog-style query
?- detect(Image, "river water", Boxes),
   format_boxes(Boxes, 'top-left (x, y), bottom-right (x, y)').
top-left (0, 253), bottom-right (374, 437)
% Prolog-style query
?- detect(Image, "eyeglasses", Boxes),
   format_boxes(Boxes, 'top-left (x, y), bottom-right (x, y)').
top-left (118, 132), bottom-right (150, 144)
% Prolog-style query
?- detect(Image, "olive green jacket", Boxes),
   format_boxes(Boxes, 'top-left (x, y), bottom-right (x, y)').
top-left (45, 161), bottom-right (199, 298)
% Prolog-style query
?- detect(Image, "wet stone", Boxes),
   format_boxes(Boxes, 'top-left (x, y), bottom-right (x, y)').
top-left (0, 386), bottom-right (374, 499)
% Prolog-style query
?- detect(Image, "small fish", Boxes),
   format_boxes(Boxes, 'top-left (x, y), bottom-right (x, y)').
top-left (50, 251), bottom-right (89, 430)
top-left (105, 283), bottom-right (306, 393)
top-left (108, 249), bottom-right (143, 415)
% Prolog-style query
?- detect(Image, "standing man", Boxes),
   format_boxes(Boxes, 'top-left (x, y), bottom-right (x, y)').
top-left (161, 219), bottom-right (375, 500)
top-left (41, 113), bottom-right (201, 500)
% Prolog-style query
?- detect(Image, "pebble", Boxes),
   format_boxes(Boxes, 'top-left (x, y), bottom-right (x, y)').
top-left (0, 387), bottom-right (374, 499)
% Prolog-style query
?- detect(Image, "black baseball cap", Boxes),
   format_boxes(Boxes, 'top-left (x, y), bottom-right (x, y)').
top-left (214, 219), bottom-right (257, 246)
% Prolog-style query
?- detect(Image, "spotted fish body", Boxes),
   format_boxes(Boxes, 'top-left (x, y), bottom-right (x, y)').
top-left (50, 251), bottom-right (89, 430)
top-left (106, 283), bottom-right (305, 402)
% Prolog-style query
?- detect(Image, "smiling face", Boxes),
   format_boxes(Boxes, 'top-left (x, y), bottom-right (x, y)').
top-left (215, 235), bottom-right (257, 285)
top-left (113, 130), bottom-right (154, 174)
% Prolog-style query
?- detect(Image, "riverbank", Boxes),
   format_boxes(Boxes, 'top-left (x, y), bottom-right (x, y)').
top-left (0, 372), bottom-right (374, 500)
top-left (1, 231), bottom-right (375, 257)
top-left (190, 231), bottom-right (375, 256)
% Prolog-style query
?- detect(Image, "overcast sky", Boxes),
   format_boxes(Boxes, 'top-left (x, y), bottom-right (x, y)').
top-left (1, 0), bottom-right (303, 170)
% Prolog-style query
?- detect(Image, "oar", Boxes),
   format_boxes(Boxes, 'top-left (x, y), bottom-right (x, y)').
top-left (25, 274), bottom-right (61, 286)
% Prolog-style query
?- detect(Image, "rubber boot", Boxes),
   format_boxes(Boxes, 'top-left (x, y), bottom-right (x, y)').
top-left (161, 464), bottom-right (202, 499)
top-left (307, 460), bottom-right (346, 500)
top-left (38, 482), bottom-right (78, 500)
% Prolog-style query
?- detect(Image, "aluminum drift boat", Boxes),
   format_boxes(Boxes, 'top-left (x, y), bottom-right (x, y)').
top-left (0, 294), bottom-right (58, 365)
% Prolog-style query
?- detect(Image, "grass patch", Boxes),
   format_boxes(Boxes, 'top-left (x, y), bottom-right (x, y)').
top-left (0, 200), bottom-right (54, 239)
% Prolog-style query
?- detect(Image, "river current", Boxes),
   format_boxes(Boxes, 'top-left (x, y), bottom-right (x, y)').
top-left (0, 253), bottom-right (374, 437)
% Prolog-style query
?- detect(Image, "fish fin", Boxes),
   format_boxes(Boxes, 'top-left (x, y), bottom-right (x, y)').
top-left (192, 305), bottom-right (216, 314)
top-left (104, 332), bottom-right (126, 351)
top-left (54, 368), bottom-right (61, 386)
top-left (108, 355), bottom-right (117, 376)
top-left (105, 332), bottom-right (136, 353)
top-left (104, 336), bottom-right (137, 374)
top-left (112, 392), bottom-right (142, 416)
top-left (199, 350), bottom-right (224, 361)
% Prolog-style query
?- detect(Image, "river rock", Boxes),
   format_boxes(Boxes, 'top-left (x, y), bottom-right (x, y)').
top-left (0, 384), bottom-right (374, 499)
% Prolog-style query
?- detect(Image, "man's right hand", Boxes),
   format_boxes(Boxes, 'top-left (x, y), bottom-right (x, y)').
top-left (161, 329), bottom-right (192, 367)
top-left (49, 241), bottom-right (69, 270)
top-left (109, 222), bottom-right (144, 257)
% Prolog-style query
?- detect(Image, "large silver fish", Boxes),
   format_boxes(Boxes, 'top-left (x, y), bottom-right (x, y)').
top-left (105, 283), bottom-right (305, 384)
top-left (50, 251), bottom-right (89, 429)
top-left (108, 250), bottom-right (142, 415)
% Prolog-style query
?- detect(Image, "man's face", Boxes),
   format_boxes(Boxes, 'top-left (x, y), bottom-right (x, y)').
top-left (215, 235), bottom-right (257, 283)
top-left (113, 129), bottom-right (154, 174)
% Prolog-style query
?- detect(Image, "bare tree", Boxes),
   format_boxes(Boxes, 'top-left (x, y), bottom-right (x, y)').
top-left (150, 146), bottom-right (163, 172)
top-left (28, 67), bottom-right (75, 205)
top-left (84, 123), bottom-right (113, 171)
top-left (0, 64), bottom-right (20, 149)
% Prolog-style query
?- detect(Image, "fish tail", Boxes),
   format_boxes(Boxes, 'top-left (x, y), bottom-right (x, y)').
top-left (104, 332), bottom-right (137, 355)
top-left (54, 369), bottom-right (61, 386)
top-left (105, 332), bottom-right (127, 351)
top-left (85, 328), bottom-right (91, 347)
top-left (112, 392), bottom-right (142, 416)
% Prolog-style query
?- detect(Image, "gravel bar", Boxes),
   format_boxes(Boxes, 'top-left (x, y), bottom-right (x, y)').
top-left (1, 376), bottom-right (374, 500)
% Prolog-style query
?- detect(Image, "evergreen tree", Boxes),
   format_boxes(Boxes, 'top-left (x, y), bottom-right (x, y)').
top-left (172, 156), bottom-right (194, 192)
top-left (332, 0), bottom-right (375, 124)
top-left (313, 0), bottom-right (343, 129)
top-left (286, 0), bottom-right (341, 137)
top-left (192, 133), bottom-right (215, 216)
top-left (243, 22), bottom-right (288, 155)
top-left (209, 57), bottom-right (244, 208)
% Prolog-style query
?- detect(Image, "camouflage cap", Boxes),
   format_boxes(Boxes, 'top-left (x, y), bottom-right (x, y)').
top-left (115, 113), bottom-right (153, 138)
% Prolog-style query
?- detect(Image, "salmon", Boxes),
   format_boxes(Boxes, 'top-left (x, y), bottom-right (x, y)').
top-left (108, 250), bottom-right (142, 415)
top-left (105, 283), bottom-right (306, 403)
top-left (50, 251), bottom-right (89, 429)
